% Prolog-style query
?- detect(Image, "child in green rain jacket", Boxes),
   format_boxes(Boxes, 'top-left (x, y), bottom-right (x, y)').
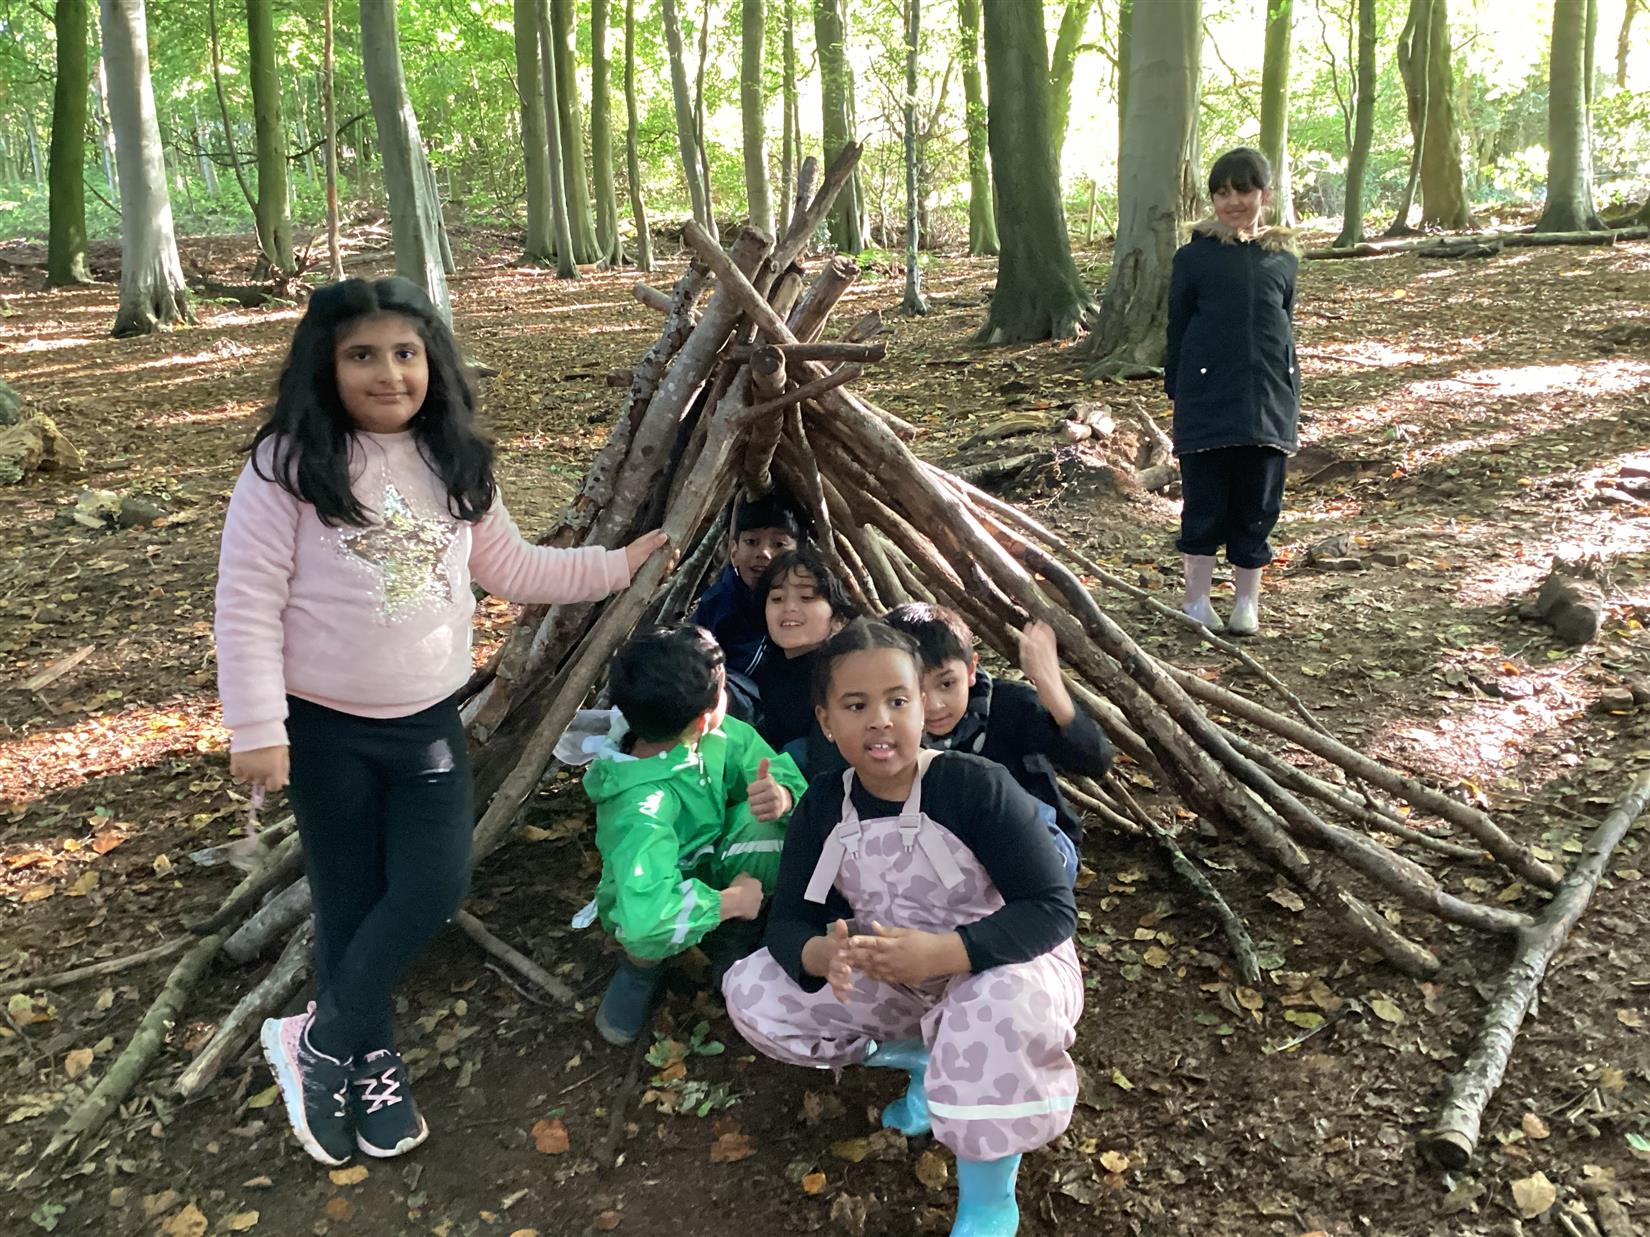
top-left (585, 626), bottom-right (808, 1045)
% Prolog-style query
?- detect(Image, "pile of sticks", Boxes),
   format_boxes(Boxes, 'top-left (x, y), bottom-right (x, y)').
top-left (23, 144), bottom-right (1650, 1177)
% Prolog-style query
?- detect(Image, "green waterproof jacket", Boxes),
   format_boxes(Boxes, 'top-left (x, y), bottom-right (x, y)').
top-left (585, 715), bottom-right (808, 960)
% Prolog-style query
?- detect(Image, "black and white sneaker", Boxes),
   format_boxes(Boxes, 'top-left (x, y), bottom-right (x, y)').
top-left (259, 1007), bottom-right (355, 1166)
top-left (350, 1049), bottom-right (429, 1158)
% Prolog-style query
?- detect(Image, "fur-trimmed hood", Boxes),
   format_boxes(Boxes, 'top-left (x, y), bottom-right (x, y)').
top-left (1190, 216), bottom-right (1299, 254)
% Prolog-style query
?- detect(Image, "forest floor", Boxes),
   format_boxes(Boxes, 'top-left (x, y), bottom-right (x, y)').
top-left (0, 224), bottom-right (1648, 1237)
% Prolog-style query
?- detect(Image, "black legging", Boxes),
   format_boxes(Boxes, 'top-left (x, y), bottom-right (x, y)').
top-left (285, 694), bottom-right (472, 1060)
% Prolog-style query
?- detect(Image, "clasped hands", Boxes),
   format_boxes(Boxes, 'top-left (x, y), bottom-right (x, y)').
top-left (810, 918), bottom-right (968, 1001)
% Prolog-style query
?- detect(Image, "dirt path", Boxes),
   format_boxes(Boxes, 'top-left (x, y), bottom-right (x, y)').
top-left (1, 233), bottom-right (1647, 1236)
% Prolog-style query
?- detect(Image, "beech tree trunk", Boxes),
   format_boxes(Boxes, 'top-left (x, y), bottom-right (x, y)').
top-left (741, 0), bottom-right (774, 236)
top-left (360, 0), bottom-right (453, 315)
top-left (514, 0), bottom-right (557, 263)
top-left (48, 0), bottom-right (92, 286)
top-left (1259, 0), bottom-right (1293, 226)
top-left (661, 0), bottom-right (714, 234)
top-left (1619, 0), bottom-right (1641, 88)
top-left (1333, 0), bottom-right (1377, 247)
top-left (780, 0), bottom-right (798, 214)
top-left (624, 0), bottom-right (652, 271)
top-left (551, 0), bottom-right (600, 262)
top-left (1418, 0), bottom-right (1470, 228)
top-left (1049, 0), bottom-right (1092, 169)
top-left (958, 0), bottom-right (997, 256)
top-left (1387, 0), bottom-right (1429, 233)
top-left (536, 0), bottom-right (578, 277)
top-left (248, 0), bottom-right (293, 275)
top-left (1537, 0), bottom-right (1604, 233)
top-left (591, 0), bottom-right (622, 263)
top-left (323, 0), bottom-right (342, 282)
top-left (1117, 0), bottom-right (1133, 166)
top-left (100, 0), bottom-right (192, 336)
top-left (976, 0), bottom-right (1093, 343)
top-left (815, 0), bottom-right (868, 252)
top-left (901, 0), bottom-right (926, 316)
top-left (1079, 0), bottom-right (1199, 370)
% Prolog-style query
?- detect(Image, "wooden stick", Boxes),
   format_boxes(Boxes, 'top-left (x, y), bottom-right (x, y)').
top-left (222, 878), bottom-right (311, 964)
top-left (176, 922), bottom-right (313, 1098)
top-left (1421, 772), bottom-right (1650, 1168)
top-left (729, 340), bottom-right (886, 364)
top-left (786, 258), bottom-right (861, 343)
top-left (3, 937), bottom-right (190, 995)
top-left (186, 830), bottom-right (302, 935)
top-left (741, 362), bottom-right (863, 424)
top-left (632, 282), bottom-right (674, 314)
top-left (1110, 781), bottom-right (1263, 987)
top-left (453, 910), bottom-right (574, 1004)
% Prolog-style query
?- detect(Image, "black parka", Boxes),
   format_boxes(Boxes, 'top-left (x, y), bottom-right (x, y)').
top-left (1164, 218), bottom-right (1301, 457)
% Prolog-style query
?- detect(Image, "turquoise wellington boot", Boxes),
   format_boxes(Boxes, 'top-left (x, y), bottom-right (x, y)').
top-left (951, 1154), bottom-right (1022, 1236)
top-left (864, 1038), bottom-right (931, 1136)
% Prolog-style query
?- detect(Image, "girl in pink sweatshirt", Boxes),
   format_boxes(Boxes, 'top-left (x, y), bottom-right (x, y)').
top-left (215, 277), bottom-right (667, 1167)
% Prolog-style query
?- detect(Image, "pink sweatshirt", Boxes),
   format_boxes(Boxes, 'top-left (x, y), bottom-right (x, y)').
top-left (215, 430), bottom-right (631, 752)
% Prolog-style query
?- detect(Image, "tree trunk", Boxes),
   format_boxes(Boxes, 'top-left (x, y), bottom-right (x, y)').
top-left (1259, 0), bottom-right (1294, 226)
top-left (1418, 0), bottom-right (1470, 228)
top-left (1332, 0), bottom-right (1376, 248)
top-left (1537, 0), bottom-right (1605, 232)
top-left (591, 0), bottom-right (622, 263)
top-left (48, 0), bottom-right (92, 286)
top-left (100, 0), bottom-right (191, 336)
top-left (247, 0), bottom-right (294, 275)
top-left (958, 0), bottom-right (997, 256)
top-left (551, 0), bottom-right (600, 262)
top-left (780, 0), bottom-right (797, 214)
top-left (24, 111), bottom-right (44, 189)
top-left (93, 54), bottom-right (117, 195)
top-left (815, 0), bottom-right (867, 252)
top-left (1117, 0), bottom-right (1133, 167)
top-left (191, 100), bottom-right (219, 194)
top-left (1386, 0), bottom-right (1429, 233)
top-left (976, 0), bottom-right (1095, 344)
top-left (208, 0), bottom-right (255, 216)
top-left (1078, 0), bottom-right (1199, 370)
top-left (741, 0), bottom-right (774, 236)
top-left (661, 0), bottom-right (714, 235)
top-left (1618, 0), bottom-right (1640, 88)
top-left (360, 0), bottom-right (453, 314)
top-left (624, 0), bottom-right (652, 271)
top-left (901, 0), bottom-right (926, 315)
top-left (324, 0), bottom-right (343, 282)
top-left (514, 0), bottom-right (556, 262)
top-left (1049, 0), bottom-right (1092, 170)
top-left (694, 0), bottom-right (716, 231)
top-left (536, 0), bottom-right (578, 277)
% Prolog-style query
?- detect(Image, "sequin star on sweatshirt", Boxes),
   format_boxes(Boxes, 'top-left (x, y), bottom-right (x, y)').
top-left (215, 430), bottom-right (632, 752)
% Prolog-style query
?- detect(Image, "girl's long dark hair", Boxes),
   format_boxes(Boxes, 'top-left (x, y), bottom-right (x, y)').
top-left (248, 277), bottom-right (496, 527)
top-left (758, 546), bottom-right (863, 624)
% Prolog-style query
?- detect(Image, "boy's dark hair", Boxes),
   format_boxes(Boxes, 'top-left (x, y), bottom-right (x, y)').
top-left (249, 276), bottom-right (495, 528)
top-left (731, 490), bottom-right (804, 540)
top-left (610, 626), bottom-right (727, 742)
top-left (812, 619), bottom-right (922, 709)
top-left (759, 547), bottom-right (862, 624)
top-left (1207, 146), bottom-right (1272, 197)
top-left (882, 602), bottom-right (975, 670)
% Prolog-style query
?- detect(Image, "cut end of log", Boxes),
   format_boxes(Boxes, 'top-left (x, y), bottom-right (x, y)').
top-left (1418, 1127), bottom-right (1474, 1171)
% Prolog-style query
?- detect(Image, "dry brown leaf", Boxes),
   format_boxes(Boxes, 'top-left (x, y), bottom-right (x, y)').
top-left (1368, 997), bottom-right (1405, 1024)
top-left (532, 1118), bottom-right (570, 1154)
top-left (62, 1047), bottom-right (94, 1080)
top-left (831, 1136), bottom-right (872, 1163)
top-left (801, 1172), bottom-right (827, 1196)
top-left (711, 1131), bottom-right (756, 1163)
top-left (324, 1197), bottom-right (354, 1222)
top-left (224, 1212), bottom-right (259, 1232)
top-left (594, 1214), bottom-right (622, 1232)
top-left (914, 1149), bottom-right (948, 1191)
top-left (507, 1230), bottom-right (540, 1237)
top-left (1099, 1150), bottom-right (1130, 1174)
top-left (328, 1165), bottom-right (368, 1186)
top-left (656, 1060), bottom-right (688, 1084)
top-left (1510, 1171), bottom-right (1557, 1219)
top-left (158, 1203), bottom-right (208, 1237)
top-left (1142, 945), bottom-right (1171, 969)
top-left (1235, 987), bottom-right (1264, 1011)
top-left (1617, 1008), bottom-right (1644, 1029)
top-left (141, 1191), bottom-right (180, 1219)
top-left (1521, 1112), bottom-right (1550, 1140)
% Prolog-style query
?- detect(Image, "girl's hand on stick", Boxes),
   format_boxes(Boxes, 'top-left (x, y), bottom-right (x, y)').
top-left (624, 529), bottom-right (672, 578)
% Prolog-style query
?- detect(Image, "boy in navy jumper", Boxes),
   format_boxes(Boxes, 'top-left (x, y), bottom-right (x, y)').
top-left (690, 493), bottom-right (803, 675)
top-left (883, 603), bottom-right (1113, 882)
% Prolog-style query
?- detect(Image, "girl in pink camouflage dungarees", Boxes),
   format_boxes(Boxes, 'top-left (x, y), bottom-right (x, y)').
top-left (722, 620), bottom-right (1082, 1237)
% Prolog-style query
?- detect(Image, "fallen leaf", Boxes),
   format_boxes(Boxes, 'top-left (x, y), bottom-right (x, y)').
top-left (323, 1197), bottom-right (353, 1222)
top-left (1617, 1008), bottom-right (1644, 1029)
top-left (830, 1136), bottom-right (872, 1163)
top-left (1368, 997), bottom-right (1405, 1025)
top-left (1266, 887), bottom-right (1306, 912)
top-left (1099, 1150), bottom-right (1130, 1174)
top-left (532, 1118), bottom-right (570, 1155)
top-left (329, 1165), bottom-right (368, 1186)
top-left (1283, 1010), bottom-right (1324, 1031)
top-left (244, 1085), bottom-right (278, 1110)
top-left (224, 1212), bottom-right (259, 1232)
top-left (710, 1131), bottom-right (755, 1163)
top-left (507, 1230), bottom-right (539, 1237)
top-left (1521, 1112), bottom-right (1550, 1140)
top-left (142, 1191), bottom-right (180, 1218)
top-left (152, 853), bottom-right (173, 876)
top-left (62, 1047), bottom-right (94, 1080)
top-left (159, 1203), bottom-right (208, 1237)
top-left (66, 869), bottom-right (99, 896)
top-left (914, 1149), bottom-right (948, 1190)
top-left (1510, 1171), bottom-right (1556, 1219)
top-left (1111, 1069), bottom-right (1133, 1091)
top-left (1142, 945), bottom-right (1171, 969)
top-left (800, 1172), bottom-right (827, 1196)
top-left (1235, 987), bottom-right (1264, 1011)
top-left (594, 1214), bottom-right (622, 1232)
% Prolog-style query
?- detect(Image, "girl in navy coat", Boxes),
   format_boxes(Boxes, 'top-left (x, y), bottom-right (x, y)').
top-left (1165, 147), bottom-right (1300, 636)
